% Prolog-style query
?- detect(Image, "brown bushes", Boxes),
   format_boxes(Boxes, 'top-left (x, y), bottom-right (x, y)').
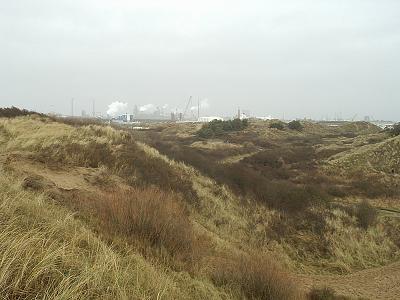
top-left (50, 116), bottom-right (104, 127)
top-left (0, 106), bottom-right (44, 118)
top-left (355, 200), bottom-right (377, 230)
top-left (352, 176), bottom-right (399, 198)
top-left (308, 287), bottom-right (348, 300)
top-left (113, 144), bottom-right (198, 204)
top-left (95, 187), bottom-right (196, 260)
top-left (149, 138), bottom-right (330, 213)
top-left (210, 253), bottom-right (302, 300)
top-left (40, 141), bottom-right (115, 168)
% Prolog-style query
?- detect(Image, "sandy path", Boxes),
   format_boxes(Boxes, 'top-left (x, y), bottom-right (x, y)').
top-left (297, 261), bottom-right (400, 299)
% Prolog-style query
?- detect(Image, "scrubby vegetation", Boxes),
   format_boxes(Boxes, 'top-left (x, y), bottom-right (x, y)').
top-left (1, 111), bottom-right (399, 299)
top-left (389, 122), bottom-right (400, 136)
top-left (197, 118), bottom-right (248, 138)
top-left (355, 200), bottom-right (378, 230)
top-left (0, 106), bottom-right (44, 118)
top-left (288, 120), bottom-right (304, 131)
top-left (308, 287), bottom-right (347, 300)
top-left (93, 188), bottom-right (201, 266)
top-left (269, 121), bottom-right (286, 130)
top-left (210, 253), bottom-right (301, 299)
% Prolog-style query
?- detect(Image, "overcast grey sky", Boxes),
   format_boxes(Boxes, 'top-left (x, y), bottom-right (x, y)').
top-left (1, 0), bottom-right (399, 120)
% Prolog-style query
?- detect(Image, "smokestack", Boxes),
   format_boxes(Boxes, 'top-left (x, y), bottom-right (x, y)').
top-left (238, 107), bottom-right (240, 120)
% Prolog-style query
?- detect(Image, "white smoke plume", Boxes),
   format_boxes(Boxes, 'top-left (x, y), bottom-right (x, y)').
top-left (190, 98), bottom-right (210, 111)
top-left (107, 101), bottom-right (128, 116)
top-left (139, 104), bottom-right (156, 113)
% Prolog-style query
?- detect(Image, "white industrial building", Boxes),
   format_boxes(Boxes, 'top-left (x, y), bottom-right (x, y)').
top-left (198, 116), bottom-right (224, 122)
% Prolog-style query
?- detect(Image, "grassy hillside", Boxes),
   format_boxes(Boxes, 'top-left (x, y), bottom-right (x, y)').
top-left (0, 113), bottom-right (399, 299)
top-left (327, 135), bottom-right (400, 174)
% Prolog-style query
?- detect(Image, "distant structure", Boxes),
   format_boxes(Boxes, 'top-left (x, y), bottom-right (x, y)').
top-left (364, 116), bottom-right (373, 122)
top-left (236, 108), bottom-right (250, 120)
top-left (198, 116), bottom-right (223, 122)
top-left (114, 113), bottom-right (134, 123)
top-left (239, 112), bottom-right (249, 120)
top-left (256, 116), bottom-right (273, 121)
top-left (71, 98), bottom-right (74, 117)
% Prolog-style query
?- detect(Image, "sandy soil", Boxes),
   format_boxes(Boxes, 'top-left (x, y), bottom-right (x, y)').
top-left (298, 261), bottom-right (400, 299)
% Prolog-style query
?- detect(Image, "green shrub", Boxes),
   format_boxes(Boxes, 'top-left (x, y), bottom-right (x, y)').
top-left (288, 120), bottom-right (303, 131)
top-left (197, 119), bottom-right (248, 138)
top-left (269, 121), bottom-right (285, 130)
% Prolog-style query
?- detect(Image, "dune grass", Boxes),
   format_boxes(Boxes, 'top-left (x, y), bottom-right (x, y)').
top-left (0, 173), bottom-right (241, 299)
top-left (0, 174), bottom-right (183, 299)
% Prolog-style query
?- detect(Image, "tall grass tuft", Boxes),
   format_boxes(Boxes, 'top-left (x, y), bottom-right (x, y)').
top-left (355, 200), bottom-right (377, 230)
top-left (94, 188), bottom-right (199, 262)
top-left (210, 253), bottom-right (302, 300)
top-left (0, 174), bottom-right (188, 299)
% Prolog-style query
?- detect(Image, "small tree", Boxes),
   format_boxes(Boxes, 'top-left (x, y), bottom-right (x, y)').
top-left (288, 120), bottom-right (303, 131)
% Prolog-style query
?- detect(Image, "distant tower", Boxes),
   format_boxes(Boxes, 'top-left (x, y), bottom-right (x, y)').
top-left (197, 99), bottom-right (200, 120)
top-left (71, 98), bottom-right (74, 117)
top-left (238, 107), bottom-right (241, 119)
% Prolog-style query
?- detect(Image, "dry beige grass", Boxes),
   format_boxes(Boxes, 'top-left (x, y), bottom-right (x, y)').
top-left (209, 253), bottom-right (304, 300)
top-left (326, 135), bottom-right (400, 174)
top-left (93, 187), bottom-right (199, 263)
top-left (190, 140), bottom-right (243, 150)
top-left (0, 174), bottom-right (181, 299)
top-left (322, 209), bottom-right (398, 273)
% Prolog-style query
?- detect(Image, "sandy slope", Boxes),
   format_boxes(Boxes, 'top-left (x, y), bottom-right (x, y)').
top-left (297, 261), bottom-right (400, 300)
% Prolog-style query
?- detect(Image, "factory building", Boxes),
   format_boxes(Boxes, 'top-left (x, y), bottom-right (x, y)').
top-left (198, 116), bottom-right (224, 122)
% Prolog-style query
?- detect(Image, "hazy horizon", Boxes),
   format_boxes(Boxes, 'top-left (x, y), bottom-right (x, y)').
top-left (1, 1), bottom-right (399, 121)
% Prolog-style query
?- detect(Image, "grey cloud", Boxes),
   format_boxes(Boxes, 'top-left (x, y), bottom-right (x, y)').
top-left (0, 0), bottom-right (399, 120)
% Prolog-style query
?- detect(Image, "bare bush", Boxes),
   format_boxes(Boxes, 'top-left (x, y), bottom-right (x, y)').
top-left (355, 200), bottom-right (377, 229)
top-left (210, 253), bottom-right (302, 300)
top-left (308, 287), bottom-right (344, 300)
top-left (352, 176), bottom-right (398, 198)
top-left (95, 188), bottom-right (196, 259)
